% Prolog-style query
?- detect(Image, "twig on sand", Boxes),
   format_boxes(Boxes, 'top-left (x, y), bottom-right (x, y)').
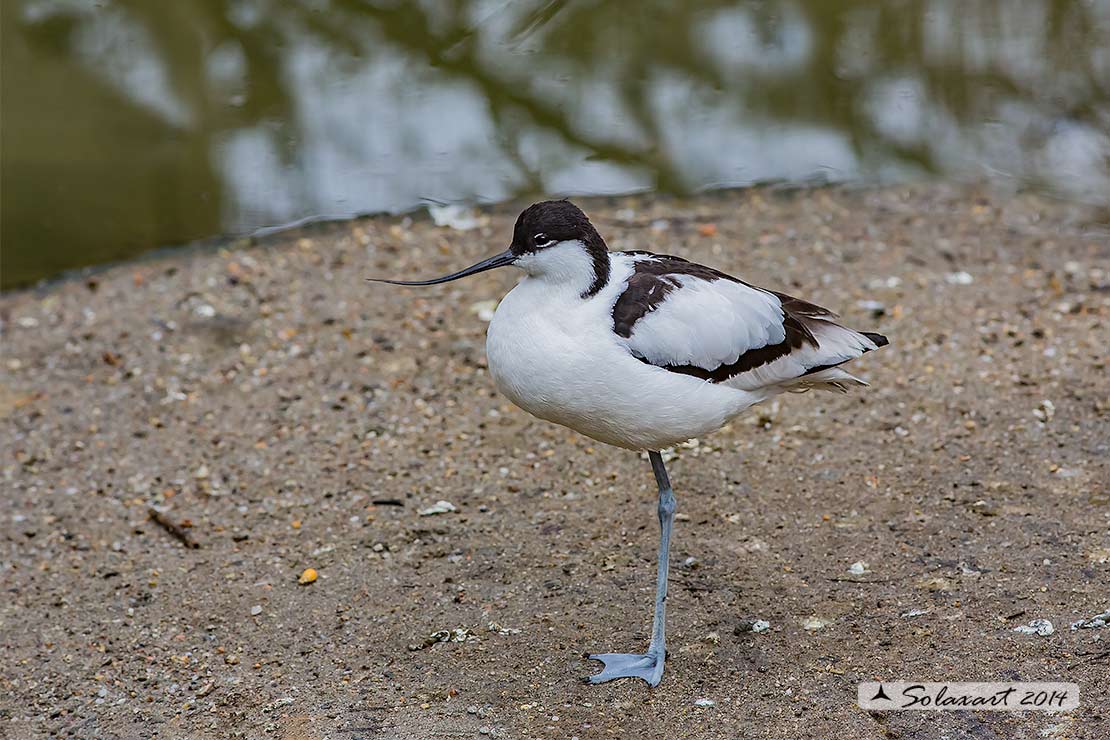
top-left (148, 508), bottom-right (200, 549)
top-left (826, 577), bottom-right (899, 584)
top-left (1067, 650), bottom-right (1110, 671)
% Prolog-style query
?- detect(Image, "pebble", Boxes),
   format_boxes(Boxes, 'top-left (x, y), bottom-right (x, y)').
top-left (802, 616), bottom-right (832, 631)
top-left (1070, 610), bottom-right (1110, 630)
top-left (428, 204), bottom-right (482, 231)
top-left (419, 500), bottom-right (457, 516)
top-left (856, 299), bottom-right (886, 317)
top-left (866, 276), bottom-right (902, 289)
top-left (470, 300), bottom-right (498, 322)
top-left (1033, 399), bottom-right (1056, 422)
top-left (250, 605), bottom-right (263, 616)
top-left (1012, 619), bottom-right (1054, 636)
top-left (694, 698), bottom-right (715, 707)
top-left (734, 618), bottom-right (771, 634)
top-left (847, 560), bottom-right (870, 575)
top-left (945, 271), bottom-right (975, 285)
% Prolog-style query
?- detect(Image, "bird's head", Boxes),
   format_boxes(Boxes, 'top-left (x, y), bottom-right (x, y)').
top-left (369, 200), bottom-right (610, 297)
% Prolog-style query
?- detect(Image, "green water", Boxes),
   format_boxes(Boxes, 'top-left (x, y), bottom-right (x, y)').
top-left (2, 0), bottom-right (1108, 289)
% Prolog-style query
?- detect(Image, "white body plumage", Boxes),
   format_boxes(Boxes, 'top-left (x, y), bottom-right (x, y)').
top-left (486, 242), bottom-right (880, 451)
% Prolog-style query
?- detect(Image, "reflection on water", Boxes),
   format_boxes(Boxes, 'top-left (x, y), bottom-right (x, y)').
top-left (2, 0), bottom-right (1108, 288)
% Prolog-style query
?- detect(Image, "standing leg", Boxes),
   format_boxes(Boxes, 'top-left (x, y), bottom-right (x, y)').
top-left (646, 451), bottom-right (676, 659)
top-left (587, 451), bottom-right (676, 686)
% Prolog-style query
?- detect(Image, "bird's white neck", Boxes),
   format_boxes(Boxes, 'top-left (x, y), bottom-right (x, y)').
top-left (513, 240), bottom-right (610, 298)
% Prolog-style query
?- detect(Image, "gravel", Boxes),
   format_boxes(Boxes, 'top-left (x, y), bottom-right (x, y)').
top-left (1, 184), bottom-right (1108, 739)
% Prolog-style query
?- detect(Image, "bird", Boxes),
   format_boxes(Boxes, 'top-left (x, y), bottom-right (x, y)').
top-left (372, 199), bottom-right (888, 687)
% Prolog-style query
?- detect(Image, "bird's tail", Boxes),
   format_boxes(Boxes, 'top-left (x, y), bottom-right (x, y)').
top-left (786, 323), bottom-right (888, 394)
top-left (787, 366), bottom-right (869, 394)
top-left (860, 331), bottom-right (890, 348)
top-left (722, 319), bottom-right (888, 395)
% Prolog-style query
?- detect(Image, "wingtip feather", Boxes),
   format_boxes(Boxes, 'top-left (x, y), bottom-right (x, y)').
top-left (861, 331), bottom-right (889, 348)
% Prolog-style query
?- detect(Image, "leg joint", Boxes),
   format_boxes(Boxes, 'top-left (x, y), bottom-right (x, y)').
top-left (657, 489), bottom-right (676, 519)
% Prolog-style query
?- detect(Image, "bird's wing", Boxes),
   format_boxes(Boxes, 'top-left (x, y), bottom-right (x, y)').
top-left (612, 253), bottom-right (880, 389)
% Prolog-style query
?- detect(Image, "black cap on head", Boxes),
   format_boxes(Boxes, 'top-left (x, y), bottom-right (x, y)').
top-left (368, 199), bottom-right (610, 296)
top-left (510, 200), bottom-right (607, 255)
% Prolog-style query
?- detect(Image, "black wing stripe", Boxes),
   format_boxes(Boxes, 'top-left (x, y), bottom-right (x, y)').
top-left (612, 252), bottom-right (857, 384)
top-left (636, 313), bottom-right (816, 382)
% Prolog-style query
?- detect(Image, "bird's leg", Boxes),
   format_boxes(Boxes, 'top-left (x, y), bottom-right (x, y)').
top-left (587, 450), bottom-right (675, 687)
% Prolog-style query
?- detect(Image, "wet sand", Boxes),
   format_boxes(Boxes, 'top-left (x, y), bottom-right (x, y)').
top-left (1, 184), bottom-right (1108, 739)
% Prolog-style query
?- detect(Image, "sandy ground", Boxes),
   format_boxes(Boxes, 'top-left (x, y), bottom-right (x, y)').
top-left (1, 185), bottom-right (1108, 740)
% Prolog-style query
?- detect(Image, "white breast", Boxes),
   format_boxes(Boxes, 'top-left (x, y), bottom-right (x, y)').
top-left (486, 255), bottom-right (764, 450)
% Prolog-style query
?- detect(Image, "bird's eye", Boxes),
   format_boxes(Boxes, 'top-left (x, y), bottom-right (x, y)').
top-left (533, 233), bottom-right (552, 246)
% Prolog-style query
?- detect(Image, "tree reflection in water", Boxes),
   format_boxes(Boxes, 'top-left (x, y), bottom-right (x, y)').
top-left (2, 0), bottom-right (1107, 286)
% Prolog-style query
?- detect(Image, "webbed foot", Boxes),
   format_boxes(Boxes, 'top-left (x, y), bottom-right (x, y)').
top-left (585, 650), bottom-right (665, 686)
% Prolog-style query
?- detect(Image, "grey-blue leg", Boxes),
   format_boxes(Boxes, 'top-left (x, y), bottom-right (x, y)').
top-left (587, 450), bottom-right (676, 687)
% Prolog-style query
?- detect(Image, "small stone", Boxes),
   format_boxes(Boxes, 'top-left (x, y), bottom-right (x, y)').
top-left (918, 576), bottom-right (955, 592)
top-left (694, 697), bottom-right (715, 707)
top-left (847, 560), bottom-right (870, 576)
top-left (856, 299), bottom-right (886, 317)
top-left (802, 616), bottom-right (831, 631)
top-left (945, 271), bottom-right (974, 285)
top-left (1033, 399), bottom-right (1055, 422)
top-left (469, 300), bottom-right (498, 322)
top-left (1070, 610), bottom-right (1110, 630)
top-left (734, 618), bottom-right (771, 635)
top-left (968, 500), bottom-right (998, 517)
top-left (250, 605), bottom-right (262, 616)
top-left (428, 204), bottom-right (481, 231)
top-left (418, 500), bottom-right (457, 516)
top-left (1012, 619), bottom-right (1054, 636)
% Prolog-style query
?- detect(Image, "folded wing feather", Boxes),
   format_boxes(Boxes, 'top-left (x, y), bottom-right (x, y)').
top-left (612, 253), bottom-right (884, 392)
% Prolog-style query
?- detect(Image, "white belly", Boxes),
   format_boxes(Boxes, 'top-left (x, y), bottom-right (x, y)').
top-left (485, 277), bottom-right (760, 450)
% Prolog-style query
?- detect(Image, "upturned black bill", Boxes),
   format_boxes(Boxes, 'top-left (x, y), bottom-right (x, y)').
top-left (367, 249), bottom-right (516, 286)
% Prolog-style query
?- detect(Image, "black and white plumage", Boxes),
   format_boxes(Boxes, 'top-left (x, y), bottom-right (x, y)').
top-left (614, 251), bottom-right (888, 391)
top-left (473, 201), bottom-right (888, 452)
top-left (374, 199), bottom-right (889, 687)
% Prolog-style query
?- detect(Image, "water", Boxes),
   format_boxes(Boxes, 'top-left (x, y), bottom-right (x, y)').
top-left (3, 0), bottom-right (1109, 289)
